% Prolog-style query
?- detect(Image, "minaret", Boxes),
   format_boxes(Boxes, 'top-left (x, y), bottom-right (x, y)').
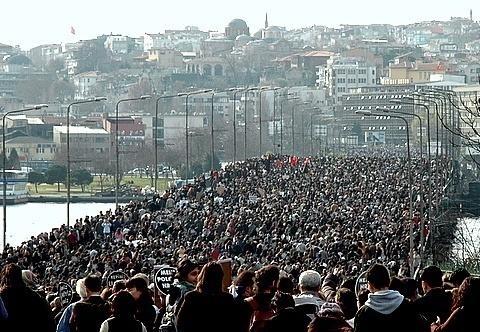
top-left (265, 12), bottom-right (269, 29)
top-left (470, 9), bottom-right (473, 21)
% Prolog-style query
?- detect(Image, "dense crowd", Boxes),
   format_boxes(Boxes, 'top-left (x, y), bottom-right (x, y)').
top-left (0, 153), bottom-right (476, 332)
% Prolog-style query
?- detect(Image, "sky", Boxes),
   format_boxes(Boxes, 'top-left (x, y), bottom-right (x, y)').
top-left (1, 0), bottom-right (479, 50)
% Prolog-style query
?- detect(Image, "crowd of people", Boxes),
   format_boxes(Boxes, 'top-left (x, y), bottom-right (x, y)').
top-left (0, 153), bottom-right (476, 332)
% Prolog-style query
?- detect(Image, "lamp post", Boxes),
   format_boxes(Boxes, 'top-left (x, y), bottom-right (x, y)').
top-left (392, 98), bottom-right (433, 254)
top-left (413, 93), bottom-right (442, 217)
top-left (310, 112), bottom-right (324, 156)
top-left (230, 88), bottom-right (245, 165)
top-left (66, 97), bottom-right (106, 227)
top-left (257, 86), bottom-right (274, 157)
top-left (357, 110), bottom-right (415, 276)
top-left (292, 102), bottom-right (309, 155)
top-left (115, 95), bottom-right (151, 210)
top-left (181, 89), bottom-right (212, 181)
top-left (154, 94), bottom-right (179, 192)
top-left (280, 96), bottom-right (299, 155)
top-left (380, 105), bottom-right (426, 259)
top-left (271, 87), bottom-right (281, 154)
top-left (299, 107), bottom-right (319, 156)
top-left (243, 87), bottom-right (259, 160)
top-left (3, 104), bottom-right (48, 251)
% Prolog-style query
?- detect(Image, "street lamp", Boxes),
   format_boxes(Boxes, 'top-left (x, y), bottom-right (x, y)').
top-left (292, 102), bottom-right (309, 155)
top-left (229, 88), bottom-right (245, 165)
top-left (379, 105), bottom-right (426, 258)
top-left (257, 86), bottom-right (275, 156)
top-left (154, 94), bottom-right (179, 192)
top-left (280, 96), bottom-right (299, 155)
top-left (115, 95), bottom-right (151, 210)
top-left (66, 97), bottom-right (106, 227)
top-left (243, 87), bottom-right (259, 160)
top-left (357, 109), bottom-right (415, 276)
top-left (391, 98), bottom-right (433, 239)
top-left (180, 89), bottom-right (213, 181)
top-left (2, 104), bottom-right (48, 251)
top-left (310, 112), bottom-right (324, 156)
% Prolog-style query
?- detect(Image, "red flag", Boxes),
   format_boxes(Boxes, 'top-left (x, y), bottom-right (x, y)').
top-left (70, 26), bottom-right (76, 35)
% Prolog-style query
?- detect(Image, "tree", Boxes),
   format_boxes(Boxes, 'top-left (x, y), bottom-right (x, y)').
top-left (92, 154), bottom-right (115, 192)
top-left (15, 78), bottom-right (53, 103)
top-left (7, 148), bottom-right (20, 169)
top-left (28, 171), bottom-right (45, 193)
top-left (48, 79), bottom-right (75, 102)
top-left (45, 165), bottom-right (67, 192)
top-left (71, 169), bottom-right (93, 192)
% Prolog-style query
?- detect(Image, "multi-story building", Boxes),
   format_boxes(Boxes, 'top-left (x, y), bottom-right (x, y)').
top-left (53, 126), bottom-right (110, 154)
top-left (4, 136), bottom-right (57, 164)
top-left (153, 112), bottom-right (207, 147)
top-left (337, 88), bottom-right (416, 144)
top-left (104, 34), bottom-right (133, 54)
top-left (102, 116), bottom-right (145, 148)
top-left (28, 44), bottom-right (62, 69)
top-left (387, 61), bottom-right (445, 85)
top-left (73, 71), bottom-right (98, 99)
top-left (455, 63), bottom-right (480, 85)
top-left (324, 56), bottom-right (377, 102)
top-left (143, 33), bottom-right (171, 52)
top-left (147, 49), bottom-right (184, 71)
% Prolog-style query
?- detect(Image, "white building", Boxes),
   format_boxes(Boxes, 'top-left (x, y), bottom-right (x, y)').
top-left (73, 71), bottom-right (98, 99)
top-left (53, 126), bottom-right (110, 154)
top-left (143, 33), bottom-right (172, 52)
top-left (324, 56), bottom-right (377, 102)
top-left (456, 63), bottom-right (480, 85)
top-left (104, 35), bottom-right (131, 54)
top-left (153, 111), bottom-right (207, 147)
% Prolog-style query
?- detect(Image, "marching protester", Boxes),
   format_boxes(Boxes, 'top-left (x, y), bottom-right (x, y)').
top-left (0, 153), bottom-right (465, 332)
top-left (99, 290), bottom-right (147, 332)
top-left (69, 275), bottom-right (109, 332)
top-left (0, 263), bottom-right (55, 332)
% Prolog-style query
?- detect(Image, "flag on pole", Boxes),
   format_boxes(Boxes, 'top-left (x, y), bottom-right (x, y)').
top-left (70, 26), bottom-right (76, 35)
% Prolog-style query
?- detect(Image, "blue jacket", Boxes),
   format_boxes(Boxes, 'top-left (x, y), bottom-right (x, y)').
top-left (0, 297), bottom-right (7, 319)
top-left (56, 302), bottom-right (74, 332)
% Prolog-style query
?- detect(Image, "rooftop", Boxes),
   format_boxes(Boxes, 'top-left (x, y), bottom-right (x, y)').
top-left (5, 136), bottom-right (54, 144)
top-left (54, 126), bottom-right (108, 134)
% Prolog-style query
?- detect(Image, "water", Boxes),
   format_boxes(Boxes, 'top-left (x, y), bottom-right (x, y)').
top-left (1, 202), bottom-right (115, 247)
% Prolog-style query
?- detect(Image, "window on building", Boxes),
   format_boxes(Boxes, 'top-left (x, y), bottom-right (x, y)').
top-left (337, 69), bottom-right (346, 75)
top-left (347, 69), bottom-right (356, 75)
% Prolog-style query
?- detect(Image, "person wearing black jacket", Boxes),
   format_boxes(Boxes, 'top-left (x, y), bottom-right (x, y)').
top-left (100, 290), bottom-right (146, 332)
top-left (176, 262), bottom-right (237, 332)
top-left (0, 263), bottom-right (55, 332)
top-left (413, 266), bottom-right (452, 325)
top-left (126, 276), bottom-right (156, 332)
top-left (70, 274), bottom-right (109, 332)
top-left (354, 264), bottom-right (421, 332)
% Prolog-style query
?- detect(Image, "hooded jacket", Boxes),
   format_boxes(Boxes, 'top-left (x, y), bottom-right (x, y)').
top-left (294, 292), bottom-right (326, 321)
top-left (354, 290), bottom-right (421, 332)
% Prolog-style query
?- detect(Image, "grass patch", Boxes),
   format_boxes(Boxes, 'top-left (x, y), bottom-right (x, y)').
top-left (28, 176), bottom-right (172, 196)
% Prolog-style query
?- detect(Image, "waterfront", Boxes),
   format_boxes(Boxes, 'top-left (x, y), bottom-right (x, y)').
top-left (1, 202), bottom-right (115, 247)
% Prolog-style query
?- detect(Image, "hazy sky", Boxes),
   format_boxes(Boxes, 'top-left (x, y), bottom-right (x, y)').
top-left (2, 0), bottom-right (479, 49)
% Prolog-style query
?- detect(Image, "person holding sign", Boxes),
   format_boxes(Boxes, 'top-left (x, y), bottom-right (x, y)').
top-left (176, 262), bottom-right (237, 332)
